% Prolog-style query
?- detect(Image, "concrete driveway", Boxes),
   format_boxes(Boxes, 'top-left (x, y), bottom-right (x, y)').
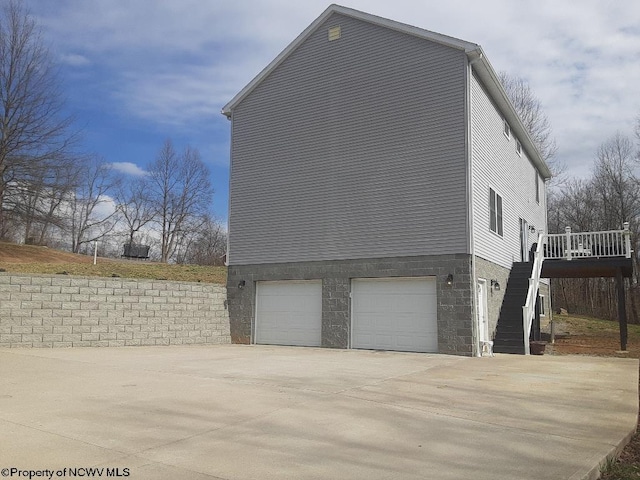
top-left (0, 346), bottom-right (637, 480)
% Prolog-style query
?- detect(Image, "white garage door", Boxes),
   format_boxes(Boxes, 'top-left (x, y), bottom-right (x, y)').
top-left (352, 277), bottom-right (438, 353)
top-left (255, 280), bottom-right (322, 347)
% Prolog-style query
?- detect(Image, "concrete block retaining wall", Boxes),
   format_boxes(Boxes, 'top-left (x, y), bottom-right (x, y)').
top-left (0, 273), bottom-right (231, 348)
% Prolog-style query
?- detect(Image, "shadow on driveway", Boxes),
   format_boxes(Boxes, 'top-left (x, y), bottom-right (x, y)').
top-left (0, 345), bottom-right (637, 480)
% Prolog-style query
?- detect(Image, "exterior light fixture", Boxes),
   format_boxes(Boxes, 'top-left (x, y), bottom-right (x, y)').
top-left (491, 279), bottom-right (500, 291)
top-left (446, 274), bottom-right (453, 286)
top-left (238, 280), bottom-right (246, 289)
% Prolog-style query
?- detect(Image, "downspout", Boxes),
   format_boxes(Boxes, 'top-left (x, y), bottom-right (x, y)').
top-left (466, 49), bottom-right (483, 357)
top-left (224, 110), bottom-right (233, 268)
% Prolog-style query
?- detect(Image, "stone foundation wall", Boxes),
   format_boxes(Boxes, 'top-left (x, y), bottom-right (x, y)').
top-left (473, 256), bottom-right (510, 337)
top-left (227, 254), bottom-right (474, 356)
top-left (474, 256), bottom-right (550, 338)
top-left (0, 274), bottom-right (231, 348)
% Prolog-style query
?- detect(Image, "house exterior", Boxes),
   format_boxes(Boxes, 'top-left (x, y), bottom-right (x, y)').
top-left (222, 4), bottom-right (552, 356)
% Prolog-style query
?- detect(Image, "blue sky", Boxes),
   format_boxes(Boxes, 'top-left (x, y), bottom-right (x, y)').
top-left (25, 0), bottom-right (640, 224)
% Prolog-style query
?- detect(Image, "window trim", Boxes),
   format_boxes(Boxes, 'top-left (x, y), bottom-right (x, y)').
top-left (516, 139), bottom-right (522, 156)
top-left (489, 187), bottom-right (504, 237)
top-left (503, 119), bottom-right (511, 139)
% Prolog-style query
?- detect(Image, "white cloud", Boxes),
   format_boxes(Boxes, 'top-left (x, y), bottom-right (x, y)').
top-left (109, 162), bottom-right (147, 176)
top-left (26, 0), bottom-right (640, 182)
top-left (59, 53), bottom-right (91, 67)
top-left (92, 195), bottom-right (117, 220)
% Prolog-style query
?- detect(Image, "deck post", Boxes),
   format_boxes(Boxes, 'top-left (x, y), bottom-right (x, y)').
top-left (623, 222), bottom-right (631, 258)
top-left (615, 268), bottom-right (628, 351)
top-left (565, 226), bottom-right (572, 260)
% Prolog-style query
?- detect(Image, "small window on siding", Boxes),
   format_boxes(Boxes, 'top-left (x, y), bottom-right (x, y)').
top-left (539, 295), bottom-right (546, 316)
top-left (489, 188), bottom-right (503, 236)
top-left (516, 139), bottom-right (522, 156)
top-left (535, 173), bottom-right (540, 204)
top-left (503, 119), bottom-right (511, 139)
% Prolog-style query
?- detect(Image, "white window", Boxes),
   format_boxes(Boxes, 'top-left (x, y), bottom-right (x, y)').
top-left (503, 119), bottom-right (511, 139)
top-left (489, 187), bottom-right (503, 236)
top-left (535, 173), bottom-right (540, 204)
top-left (539, 295), bottom-right (546, 316)
top-left (516, 139), bottom-right (522, 156)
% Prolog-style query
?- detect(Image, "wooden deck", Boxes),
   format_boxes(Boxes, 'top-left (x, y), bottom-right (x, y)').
top-left (541, 256), bottom-right (633, 278)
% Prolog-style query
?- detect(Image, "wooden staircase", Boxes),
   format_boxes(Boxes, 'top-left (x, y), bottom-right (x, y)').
top-left (493, 226), bottom-right (632, 354)
top-left (493, 262), bottom-right (538, 354)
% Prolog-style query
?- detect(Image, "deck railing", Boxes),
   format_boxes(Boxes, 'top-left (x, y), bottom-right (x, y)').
top-left (543, 223), bottom-right (631, 260)
top-left (522, 233), bottom-right (545, 355)
top-left (522, 223), bottom-right (631, 354)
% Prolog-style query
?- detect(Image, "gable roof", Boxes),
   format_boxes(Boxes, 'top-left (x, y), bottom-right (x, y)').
top-left (221, 4), bottom-right (551, 179)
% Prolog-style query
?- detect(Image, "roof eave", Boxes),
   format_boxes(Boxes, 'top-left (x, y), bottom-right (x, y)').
top-left (466, 48), bottom-right (552, 180)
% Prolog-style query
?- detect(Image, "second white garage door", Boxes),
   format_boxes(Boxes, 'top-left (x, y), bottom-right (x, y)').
top-left (255, 280), bottom-right (322, 347)
top-left (351, 277), bottom-right (438, 353)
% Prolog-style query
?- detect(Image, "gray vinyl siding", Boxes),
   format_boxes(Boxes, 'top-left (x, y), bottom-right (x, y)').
top-left (470, 73), bottom-right (547, 269)
top-left (228, 13), bottom-right (469, 265)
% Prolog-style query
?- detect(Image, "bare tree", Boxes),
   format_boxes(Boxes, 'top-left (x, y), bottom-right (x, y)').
top-left (549, 131), bottom-right (640, 322)
top-left (10, 162), bottom-right (77, 243)
top-left (178, 215), bottom-right (227, 265)
top-left (592, 133), bottom-right (640, 230)
top-left (499, 72), bottom-right (563, 181)
top-left (33, 166), bottom-right (78, 245)
top-left (114, 176), bottom-right (155, 248)
top-left (592, 133), bottom-right (640, 291)
top-left (549, 179), bottom-right (602, 233)
top-left (172, 214), bottom-right (208, 264)
top-left (147, 140), bottom-right (214, 262)
top-left (68, 157), bottom-right (120, 253)
top-left (0, 0), bottom-right (76, 237)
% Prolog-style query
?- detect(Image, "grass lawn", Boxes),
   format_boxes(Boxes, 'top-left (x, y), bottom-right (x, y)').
top-left (0, 242), bottom-right (226, 284)
top-left (0, 261), bottom-right (227, 284)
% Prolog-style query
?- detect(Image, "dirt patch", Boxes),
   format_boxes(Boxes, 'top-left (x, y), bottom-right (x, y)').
top-left (546, 316), bottom-right (640, 357)
top-left (549, 335), bottom-right (640, 358)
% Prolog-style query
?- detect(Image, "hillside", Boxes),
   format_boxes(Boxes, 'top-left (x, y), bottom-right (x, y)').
top-left (0, 242), bottom-right (226, 284)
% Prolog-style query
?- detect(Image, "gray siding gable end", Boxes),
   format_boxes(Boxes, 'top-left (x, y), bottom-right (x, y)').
top-left (228, 13), bottom-right (469, 265)
top-left (222, 5), bottom-right (550, 179)
top-left (222, 4), bottom-right (479, 116)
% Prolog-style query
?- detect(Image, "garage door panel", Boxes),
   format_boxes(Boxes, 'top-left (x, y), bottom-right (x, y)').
top-left (352, 277), bottom-right (438, 353)
top-left (255, 281), bottom-right (321, 347)
top-left (374, 337), bottom-right (393, 349)
top-left (397, 335), bottom-right (422, 349)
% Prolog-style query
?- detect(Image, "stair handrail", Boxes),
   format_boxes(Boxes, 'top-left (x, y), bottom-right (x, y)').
top-left (522, 232), bottom-right (545, 355)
